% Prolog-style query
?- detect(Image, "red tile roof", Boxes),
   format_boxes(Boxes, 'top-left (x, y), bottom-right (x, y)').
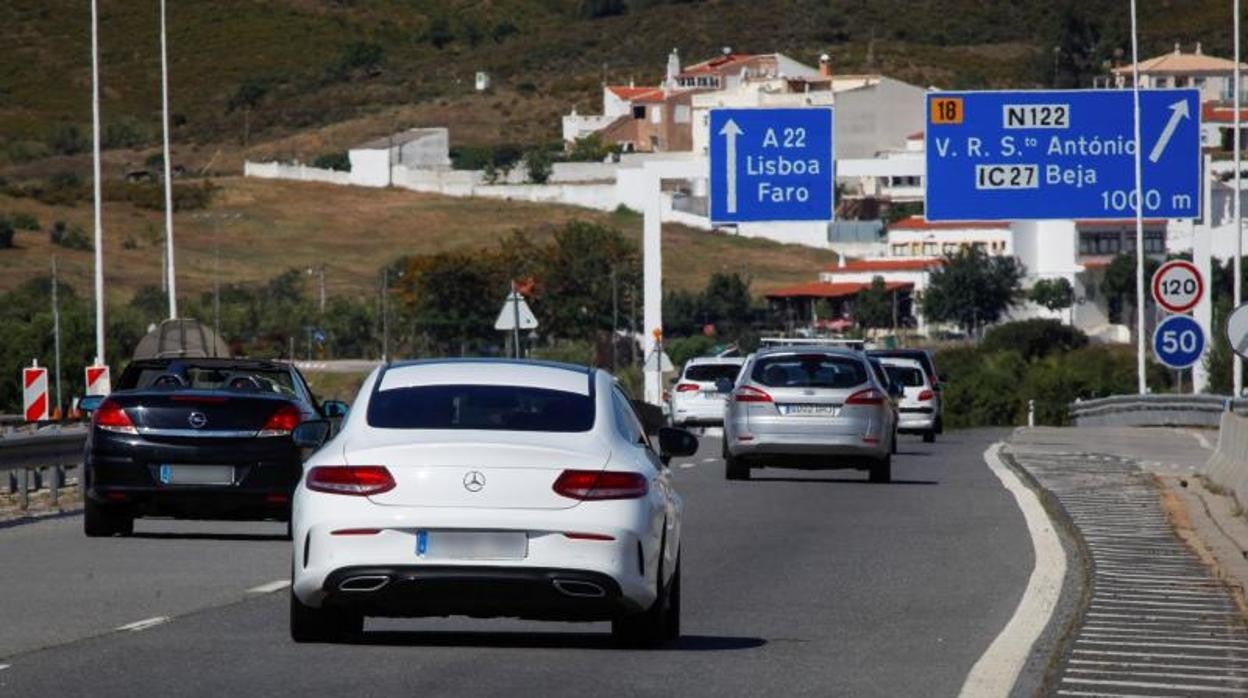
top-left (888, 216), bottom-right (1011, 231)
top-left (606, 86), bottom-right (664, 101)
top-left (826, 259), bottom-right (944, 273)
top-left (764, 280), bottom-right (913, 299)
top-left (680, 53), bottom-right (759, 76)
top-left (1203, 102), bottom-right (1248, 123)
top-left (906, 130), bottom-right (924, 140)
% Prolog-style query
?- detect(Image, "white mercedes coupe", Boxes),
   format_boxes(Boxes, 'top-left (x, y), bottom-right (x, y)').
top-left (288, 359), bottom-right (697, 647)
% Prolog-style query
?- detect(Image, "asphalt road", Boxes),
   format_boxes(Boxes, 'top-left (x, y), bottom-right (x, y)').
top-left (0, 429), bottom-right (1030, 697)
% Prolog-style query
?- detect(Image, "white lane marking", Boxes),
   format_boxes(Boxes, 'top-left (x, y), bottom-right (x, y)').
top-left (958, 443), bottom-right (1066, 698)
top-left (0, 664), bottom-right (10, 672)
top-left (1058, 693), bottom-right (1181, 698)
top-left (679, 463), bottom-right (697, 469)
top-left (1062, 677), bottom-right (1239, 693)
top-left (247, 579), bottom-right (291, 594)
top-left (1069, 667), bottom-right (1248, 683)
top-left (1074, 649), bottom-right (1248, 662)
top-left (700, 457), bottom-right (717, 463)
top-left (1183, 429), bottom-right (1214, 451)
top-left (115, 616), bottom-right (169, 632)
top-left (1083, 630), bottom-right (1248, 643)
top-left (1070, 659), bottom-right (1248, 674)
top-left (1090, 598), bottom-right (1236, 610)
top-left (1077, 639), bottom-right (1248, 651)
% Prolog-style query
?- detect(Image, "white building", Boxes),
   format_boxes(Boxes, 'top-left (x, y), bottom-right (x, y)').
top-left (348, 128), bottom-right (451, 187)
top-left (1108, 42), bottom-right (1248, 103)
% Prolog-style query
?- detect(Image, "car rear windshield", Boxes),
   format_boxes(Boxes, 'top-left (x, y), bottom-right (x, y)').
top-left (751, 355), bottom-right (868, 389)
top-left (885, 365), bottom-right (926, 388)
top-left (367, 384), bottom-right (595, 432)
top-left (684, 364), bottom-right (742, 382)
top-left (117, 364), bottom-right (299, 398)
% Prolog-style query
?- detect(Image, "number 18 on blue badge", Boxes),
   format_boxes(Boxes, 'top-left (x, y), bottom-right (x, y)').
top-left (1152, 315), bottom-right (1205, 369)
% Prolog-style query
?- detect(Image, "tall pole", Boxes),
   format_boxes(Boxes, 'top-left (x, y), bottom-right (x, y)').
top-left (611, 267), bottom-right (619, 372)
top-left (1236, 0), bottom-right (1244, 397)
top-left (52, 257), bottom-right (63, 419)
top-left (319, 267), bottom-right (326, 315)
top-left (213, 221), bottom-right (220, 342)
top-left (159, 0), bottom-right (177, 319)
top-left (1130, 0), bottom-right (1147, 394)
top-left (511, 280), bottom-right (522, 359)
top-left (90, 0), bottom-right (105, 366)
top-left (381, 269), bottom-right (389, 363)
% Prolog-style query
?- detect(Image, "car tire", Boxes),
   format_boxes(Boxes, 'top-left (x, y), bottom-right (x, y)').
top-left (725, 454), bottom-right (750, 481)
top-left (613, 553), bottom-right (678, 648)
top-left (923, 430), bottom-right (936, 443)
top-left (868, 454), bottom-right (892, 484)
top-left (83, 498), bottom-right (133, 538)
top-left (289, 590), bottom-right (363, 644)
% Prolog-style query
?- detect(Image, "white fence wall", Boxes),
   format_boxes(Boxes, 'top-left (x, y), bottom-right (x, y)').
top-left (244, 161), bottom-right (351, 185)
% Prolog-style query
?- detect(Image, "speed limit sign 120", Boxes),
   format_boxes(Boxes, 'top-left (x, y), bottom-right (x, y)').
top-left (1151, 260), bottom-right (1204, 314)
top-left (1153, 314), bottom-right (1206, 369)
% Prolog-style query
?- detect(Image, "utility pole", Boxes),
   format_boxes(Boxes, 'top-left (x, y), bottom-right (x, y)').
top-left (159, 0), bottom-right (177, 319)
top-left (511, 280), bottom-right (522, 359)
top-left (1235, 0), bottom-right (1244, 396)
top-left (611, 268), bottom-right (619, 372)
top-left (52, 257), bottom-right (63, 419)
top-left (1130, 0), bottom-right (1147, 394)
top-left (90, 0), bottom-right (105, 367)
top-left (381, 268), bottom-right (390, 363)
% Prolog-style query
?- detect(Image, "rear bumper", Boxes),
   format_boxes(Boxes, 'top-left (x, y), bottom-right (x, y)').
top-left (726, 429), bottom-right (888, 462)
top-left (670, 398), bottom-right (727, 426)
top-left (320, 565), bottom-right (629, 621)
top-left (898, 409), bottom-right (936, 432)
top-left (85, 486), bottom-right (293, 521)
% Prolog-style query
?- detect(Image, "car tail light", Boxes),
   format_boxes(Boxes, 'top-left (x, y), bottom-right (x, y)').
top-left (553, 470), bottom-right (648, 501)
top-left (306, 466), bottom-right (395, 496)
top-left (733, 386), bottom-right (773, 403)
top-left (331, 528), bottom-right (382, 536)
top-left (563, 532), bottom-right (616, 541)
top-left (675, 383), bottom-right (700, 392)
top-left (846, 388), bottom-right (887, 406)
top-left (94, 399), bottom-right (137, 435)
top-left (258, 404), bottom-right (302, 437)
top-left (917, 389), bottom-right (935, 402)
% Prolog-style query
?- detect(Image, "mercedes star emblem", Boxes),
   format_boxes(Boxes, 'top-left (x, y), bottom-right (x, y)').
top-left (188, 412), bottom-right (208, 429)
top-left (463, 470), bottom-right (486, 492)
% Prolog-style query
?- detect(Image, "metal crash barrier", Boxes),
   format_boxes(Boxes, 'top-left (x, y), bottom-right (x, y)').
top-left (0, 424), bottom-right (88, 510)
top-left (1067, 394), bottom-right (1247, 428)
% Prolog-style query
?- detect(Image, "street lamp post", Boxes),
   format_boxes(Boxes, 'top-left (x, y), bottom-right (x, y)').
top-left (159, 0), bottom-right (177, 319)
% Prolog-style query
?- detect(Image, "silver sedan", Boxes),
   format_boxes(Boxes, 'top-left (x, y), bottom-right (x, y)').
top-left (721, 347), bottom-right (898, 483)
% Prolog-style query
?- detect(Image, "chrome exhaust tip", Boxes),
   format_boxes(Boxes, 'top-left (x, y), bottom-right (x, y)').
top-left (337, 575), bottom-right (390, 592)
top-left (552, 579), bottom-right (606, 598)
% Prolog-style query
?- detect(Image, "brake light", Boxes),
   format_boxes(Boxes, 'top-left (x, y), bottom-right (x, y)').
top-left (258, 404), bottom-right (302, 437)
top-left (846, 388), bottom-right (886, 406)
top-left (733, 386), bottom-right (773, 403)
top-left (675, 383), bottom-right (700, 392)
top-left (94, 399), bottom-right (137, 435)
top-left (917, 389), bottom-right (935, 402)
top-left (306, 466), bottom-right (395, 496)
top-left (563, 532), bottom-right (616, 541)
top-left (553, 470), bottom-right (648, 500)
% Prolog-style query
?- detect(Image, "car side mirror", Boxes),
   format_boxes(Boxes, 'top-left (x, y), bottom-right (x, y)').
top-left (888, 382), bottom-right (904, 399)
top-left (321, 400), bottom-right (350, 419)
top-left (629, 399), bottom-right (667, 435)
top-left (715, 377), bottom-right (734, 393)
top-left (657, 427), bottom-right (699, 463)
top-left (79, 395), bottom-right (105, 415)
top-left (292, 420), bottom-right (331, 450)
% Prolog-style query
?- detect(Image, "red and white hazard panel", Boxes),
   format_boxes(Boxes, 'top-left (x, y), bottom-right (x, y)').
top-left (23, 366), bottom-right (49, 423)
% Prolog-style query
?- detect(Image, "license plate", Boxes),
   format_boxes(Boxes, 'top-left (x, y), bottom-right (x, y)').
top-left (158, 464), bottom-right (235, 486)
top-left (780, 404), bottom-right (840, 416)
top-left (416, 530), bottom-right (528, 561)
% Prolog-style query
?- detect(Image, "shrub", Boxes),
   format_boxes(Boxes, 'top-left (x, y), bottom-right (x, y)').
top-left (525, 148), bottom-right (553, 184)
top-left (531, 340), bottom-right (595, 366)
top-left (312, 151), bottom-right (350, 171)
top-left (981, 319), bottom-right (1088, 361)
top-left (11, 212), bottom-right (39, 230)
top-left (47, 123), bottom-right (86, 155)
top-left (49, 221), bottom-right (91, 251)
top-left (666, 335), bottom-right (716, 368)
top-left (0, 216), bottom-right (14, 249)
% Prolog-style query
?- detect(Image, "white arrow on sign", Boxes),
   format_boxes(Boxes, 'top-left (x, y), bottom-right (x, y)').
top-left (1147, 100), bottom-right (1190, 164)
top-left (719, 118), bottom-right (743, 214)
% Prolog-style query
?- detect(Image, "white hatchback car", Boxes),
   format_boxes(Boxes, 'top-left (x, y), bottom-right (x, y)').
top-left (669, 357), bottom-right (745, 427)
top-left (288, 359), bottom-right (697, 646)
top-left (878, 357), bottom-right (940, 442)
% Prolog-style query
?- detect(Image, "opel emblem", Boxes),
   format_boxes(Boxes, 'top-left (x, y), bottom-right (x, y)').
top-left (188, 412), bottom-right (208, 429)
top-left (463, 471), bottom-right (486, 492)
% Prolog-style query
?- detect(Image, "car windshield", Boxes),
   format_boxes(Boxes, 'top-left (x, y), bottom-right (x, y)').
top-left (885, 365), bottom-right (926, 388)
top-left (751, 354), bottom-right (867, 389)
top-left (367, 384), bottom-right (595, 432)
top-left (119, 365), bottom-right (299, 398)
top-left (684, 364), bottom-right (741, 382)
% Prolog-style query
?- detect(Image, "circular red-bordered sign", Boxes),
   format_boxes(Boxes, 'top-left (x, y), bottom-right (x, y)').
top-left (1151, 260), bottom-right (1204, 314)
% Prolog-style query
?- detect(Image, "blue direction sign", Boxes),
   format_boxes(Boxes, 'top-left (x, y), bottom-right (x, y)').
top-left (1152, 314), bottom-right (1205, 370)
top-left (709, 108), bottom-right (834, 223)
top-left (925, 90), bottom-right (1200, 221)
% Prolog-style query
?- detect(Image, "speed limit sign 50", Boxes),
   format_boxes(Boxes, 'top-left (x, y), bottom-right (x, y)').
top-left (1151, 260), bottom-right (1204, 314)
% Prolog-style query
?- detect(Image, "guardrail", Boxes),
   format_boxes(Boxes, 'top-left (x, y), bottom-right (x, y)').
top-left (0, 425), bottom-right (87, 510)
top-left (1068, 394), bottom-right (1245, 428)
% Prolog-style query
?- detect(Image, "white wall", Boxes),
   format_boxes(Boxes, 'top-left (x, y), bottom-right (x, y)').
top-left (348, 149), bottom-right (390, 187)
top-left (243, 161), bottom-right (352, 185)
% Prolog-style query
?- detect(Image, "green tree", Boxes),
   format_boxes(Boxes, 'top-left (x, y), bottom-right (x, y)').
top-left (226, 78), bottom-right (269, 147)
top-left (538, 221), bottom-right (639, 341)
top-left (1100, 253), bottom-right (1160, 324)
top-left (854, 275), bottom-right (893, 330)
top-left (395, 252), bottom-right (502, 354)
top-left (525, 148), bottom-right (554, 184)
top-left (492, 20), bottom-right (518, 43)
top-left (0, 215), bottom-right (14, 249)
top-left (567, 133), bottom-right (618, 162)
top-left (700, 272), bottom-right (752, 337)
top-left (1028, 277), bottom-right (1074, 312)
top-left (428, 16), bottom-right (454, 49)
top-left (922, 247), bottom-right (1025, 336)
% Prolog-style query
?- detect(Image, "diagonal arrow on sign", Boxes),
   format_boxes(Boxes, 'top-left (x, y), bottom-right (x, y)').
top-left (1148, 100), bottom-right (1190, 164)
top-left (719, 118), bottom-right (743, 214)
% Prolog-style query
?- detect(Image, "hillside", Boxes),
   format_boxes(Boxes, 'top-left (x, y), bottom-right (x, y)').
top-left (1, 1), bottom-right (1241, 171)
top-left (0, 176), bottom-right (839, 300)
